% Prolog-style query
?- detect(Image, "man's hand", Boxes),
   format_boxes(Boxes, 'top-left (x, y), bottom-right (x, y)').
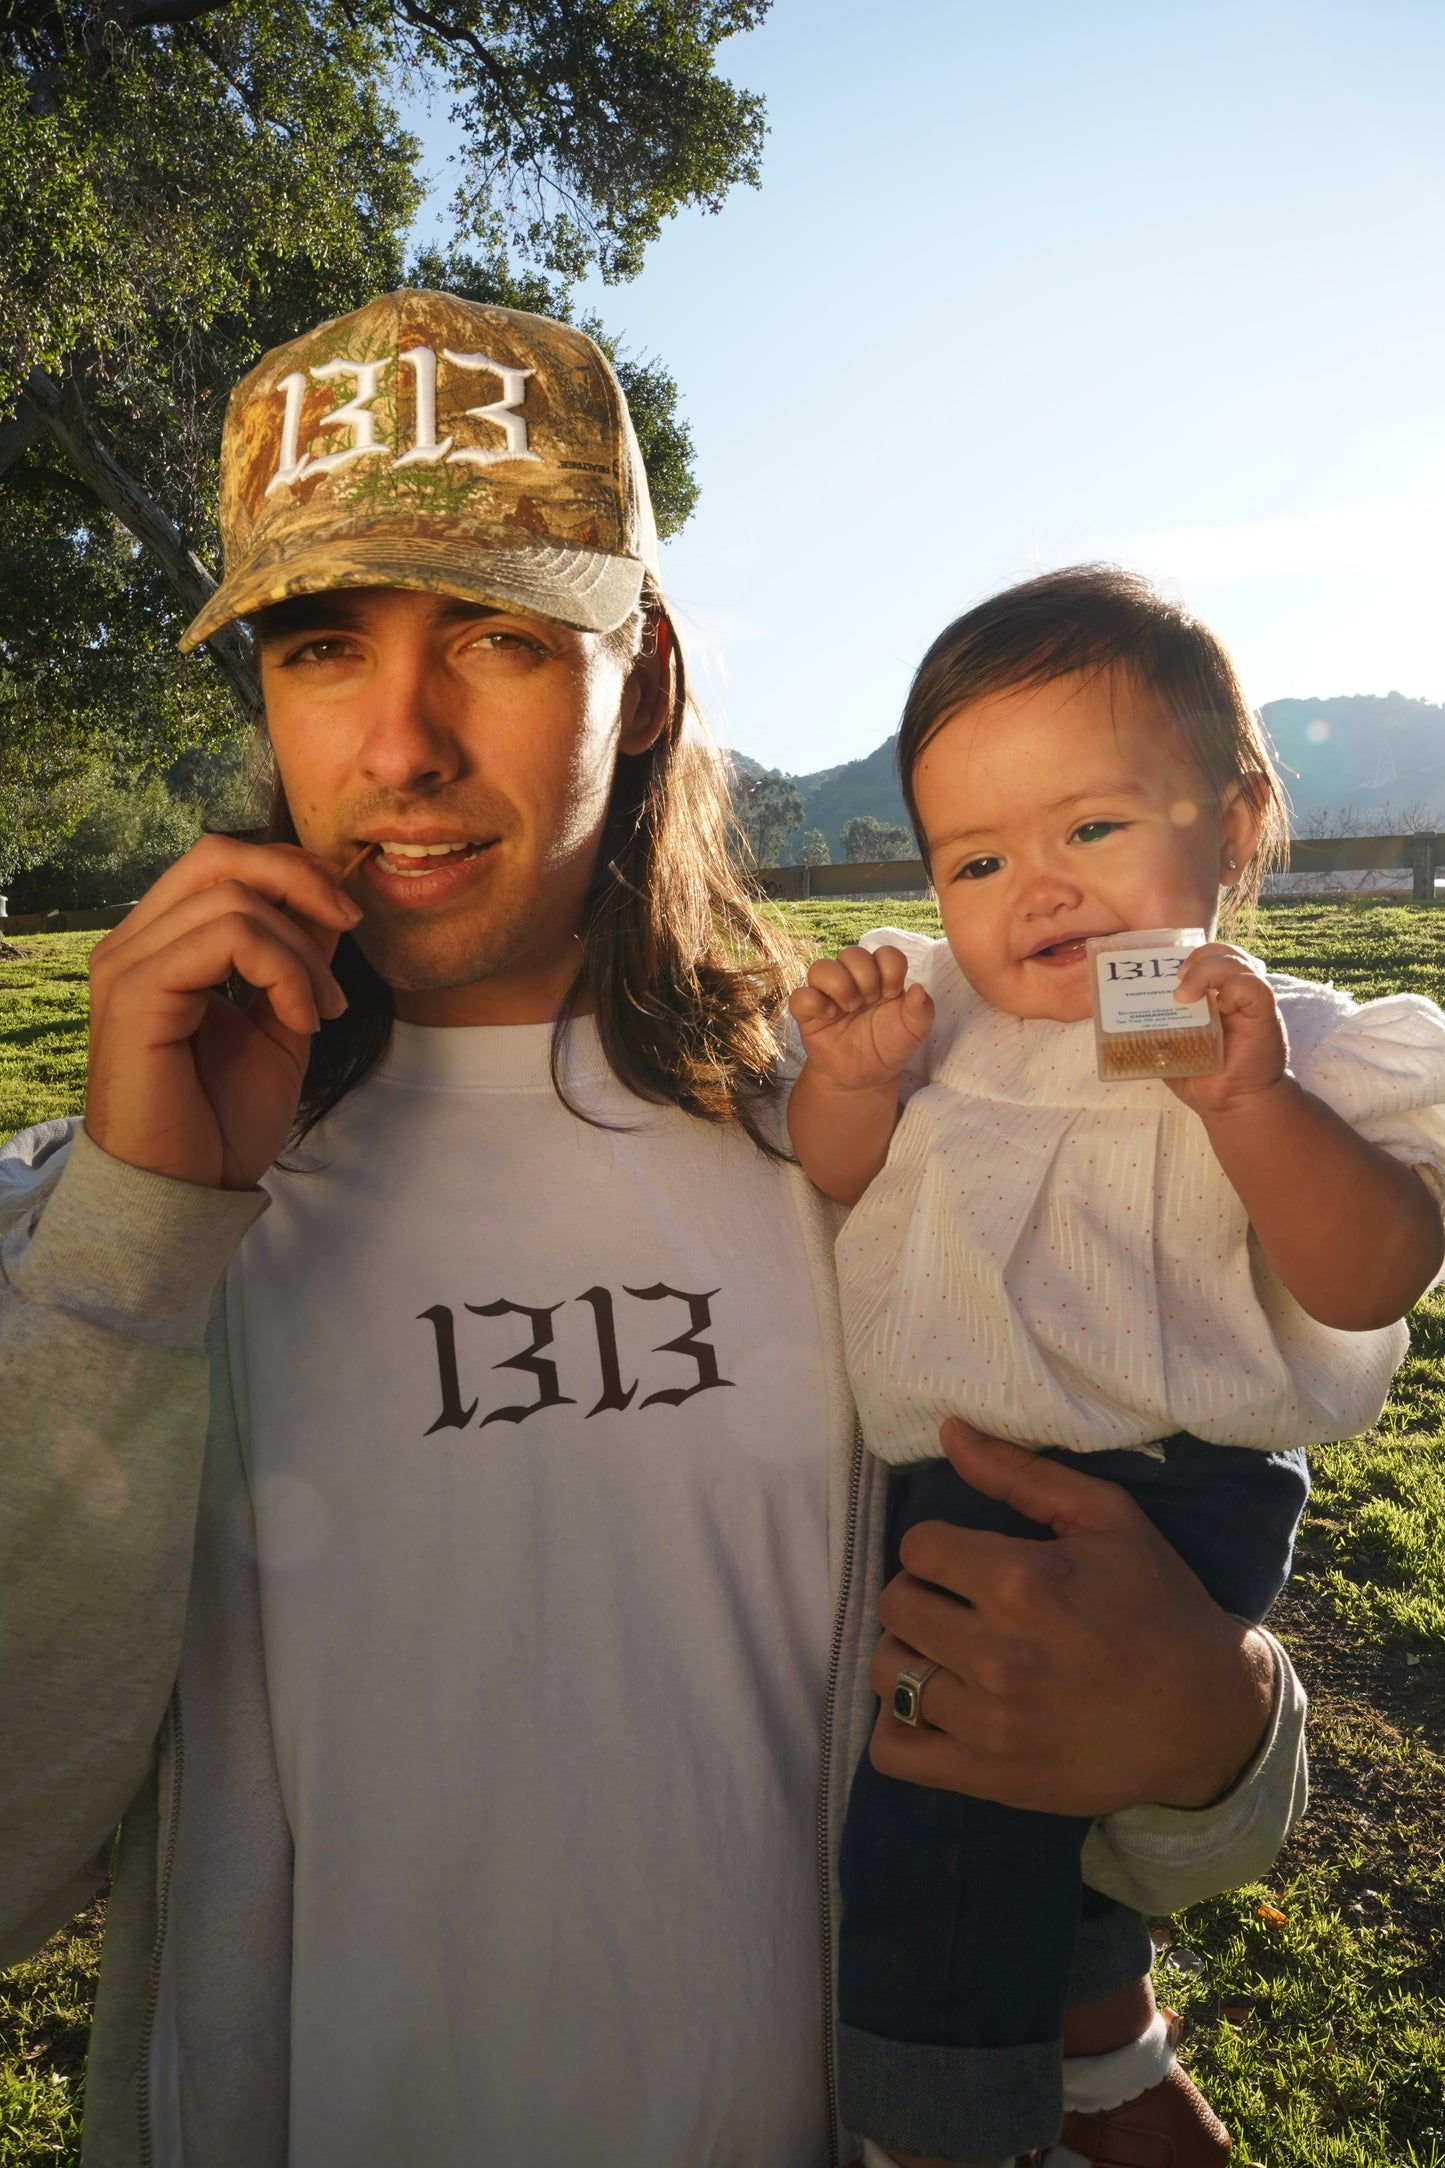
top-left (868, 1420), bottom-right (1275, 1818)
top-left (86, 836), bottom-right (364, 1191)
top-left (788, 944), bottom-right (934, 1091)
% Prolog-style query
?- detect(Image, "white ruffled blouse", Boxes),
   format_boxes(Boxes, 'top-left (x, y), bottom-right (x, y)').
top-left (837, 929), bottom-right (1445, 1462)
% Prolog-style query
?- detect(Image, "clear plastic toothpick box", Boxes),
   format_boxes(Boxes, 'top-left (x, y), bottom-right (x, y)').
top-left (1085, 927), bottom-right (1224, 1082)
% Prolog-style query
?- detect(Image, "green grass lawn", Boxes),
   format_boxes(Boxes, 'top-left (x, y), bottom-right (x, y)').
top-left (0, 933), bottom-right (97, 1142)
top-left (3, 901), bottom-right (1444, 2163)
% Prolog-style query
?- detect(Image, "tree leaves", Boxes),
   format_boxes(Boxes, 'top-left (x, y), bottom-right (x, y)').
top-left (840, 815), bottom-right (914, 864)
top-left (414, 243), bottom-right (699, 536)
top-left (1, 0), bottom-right (764, 866)
top-left (1, 0), bottom-right (423, 416)
top-left (732, 767), bottom-right (804, 867)
top-left (397, 0), bottom-right (769, 281)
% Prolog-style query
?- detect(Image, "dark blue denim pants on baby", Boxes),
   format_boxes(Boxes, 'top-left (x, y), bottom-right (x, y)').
top-left (836, 1433), bottom-right (1310, 2163)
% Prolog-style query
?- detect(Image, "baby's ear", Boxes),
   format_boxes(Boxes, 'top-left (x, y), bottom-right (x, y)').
top-left (1218, 784), bottom-right (1260, 885)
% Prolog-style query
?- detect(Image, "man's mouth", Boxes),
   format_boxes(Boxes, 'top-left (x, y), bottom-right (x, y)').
top-left (369, 838), bottom-right (495, 879)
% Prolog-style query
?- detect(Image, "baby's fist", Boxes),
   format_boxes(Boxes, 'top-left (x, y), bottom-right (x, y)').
top-left (1169, 943), bottom-right (1288, 1116)
top-left (789, 943), bottom-right (934, 1090)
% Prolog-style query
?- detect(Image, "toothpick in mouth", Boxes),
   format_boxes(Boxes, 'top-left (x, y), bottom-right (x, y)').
top-left (337, 841), bottom-right (378, 884)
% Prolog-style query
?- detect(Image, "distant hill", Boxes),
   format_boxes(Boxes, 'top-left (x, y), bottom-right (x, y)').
top-left (1261, 694), bottom-right (1445, 825)
top-left (734, 693), bottom-right (1445, 861)
top-left (729, 735), bottom-right (910, 862)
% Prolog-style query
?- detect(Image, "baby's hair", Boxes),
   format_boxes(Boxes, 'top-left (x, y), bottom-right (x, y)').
top-left (896, 564), bottom-right (1288, 926)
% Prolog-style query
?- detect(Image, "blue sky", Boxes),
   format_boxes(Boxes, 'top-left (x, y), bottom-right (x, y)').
top-left (404, 0), bottom-right (1445, 774)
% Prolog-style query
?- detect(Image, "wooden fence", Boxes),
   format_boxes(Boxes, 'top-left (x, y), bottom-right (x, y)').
top-left (1, 833), bottom-right (1442, 935)
top-left (0, 902), bottom-right (137, 936)
top-left (753, 832), bottom-right (1445, 907)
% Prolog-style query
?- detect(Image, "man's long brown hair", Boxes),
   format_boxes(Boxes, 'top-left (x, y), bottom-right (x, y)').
top-left (259, 585), bottom-right (804, 1156)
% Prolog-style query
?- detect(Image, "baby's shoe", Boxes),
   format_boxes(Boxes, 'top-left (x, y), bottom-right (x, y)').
top-left (1042, 2009), bottom-right (1264, 2167)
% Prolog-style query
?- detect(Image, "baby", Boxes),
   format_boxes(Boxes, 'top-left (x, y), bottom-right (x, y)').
top-left (788, 566), bottom-right (1445, 2168)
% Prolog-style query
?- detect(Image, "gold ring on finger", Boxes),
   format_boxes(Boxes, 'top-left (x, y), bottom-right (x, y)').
top-left (892, 1658), bottom-right (941, 1729)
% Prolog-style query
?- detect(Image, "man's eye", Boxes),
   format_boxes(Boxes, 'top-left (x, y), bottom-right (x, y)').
top-left (1072, 820), bottom-right (1123, 844)
top-left (470, 630), bottom-right (544, 658)
top-left (285, 637), bottom-right (355, 665)
top-left (956, 856), bottom-right (1003, 881)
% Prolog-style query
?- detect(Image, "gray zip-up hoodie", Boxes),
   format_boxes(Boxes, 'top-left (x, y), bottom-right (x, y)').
top-left (0, 1120), bottom-right (1308, 2168)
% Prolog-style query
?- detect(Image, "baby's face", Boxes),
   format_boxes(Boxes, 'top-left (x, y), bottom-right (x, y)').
top-left (915, 667), bottom-right (1257, 1023)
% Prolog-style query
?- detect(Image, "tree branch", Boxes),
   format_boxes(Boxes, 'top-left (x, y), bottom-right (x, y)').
top-left (388, 6), bottom-right (623, 265)
top-left (193, 23), bottom-right (270, 127)
top-left (22, 367), bottom-right (260, 718)
top-left (393, 0), bottom-right (549, 174)
top-left (3, 455), bottom-right (104, 511)
top-left (0, 404), bottom-right (45, 483)
top-left (16, 0), bottom-right (241, 99)
top-left (108, 0), bottom-right (241, 32)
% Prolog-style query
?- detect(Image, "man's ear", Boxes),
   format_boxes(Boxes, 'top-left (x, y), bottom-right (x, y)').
top-left (618, 616), bottom-right (674, 757)
top-left (1219, 782), bottom-right (1261, 887)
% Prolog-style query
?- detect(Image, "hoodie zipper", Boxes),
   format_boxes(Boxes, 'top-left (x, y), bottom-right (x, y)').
top-left (137, 1685), bottom-right (183, 2168)
top-left (817, 1424), bottom-right (865, 2168)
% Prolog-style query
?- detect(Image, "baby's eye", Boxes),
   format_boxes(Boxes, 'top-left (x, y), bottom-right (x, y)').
top-left (955, 855), bottom-right (1004, 881)
top-left (1071, 820), bottom-right (1123, 845)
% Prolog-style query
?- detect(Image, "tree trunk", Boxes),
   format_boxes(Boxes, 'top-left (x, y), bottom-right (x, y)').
top-left (0, 404), bottom-right (44, 482)
top-left (20, 368), bottom-right (261, 719)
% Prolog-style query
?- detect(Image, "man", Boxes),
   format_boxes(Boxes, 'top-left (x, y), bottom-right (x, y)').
top-left (0, 291), bottom-right (1306, 2168)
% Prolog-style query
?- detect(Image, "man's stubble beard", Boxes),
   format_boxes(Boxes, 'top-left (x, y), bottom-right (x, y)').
top-left (352, 885), bottom-right (573, 995)
top-left (323, 733), bottom-right (616, 998)
top-left (350, 836), bottom-right (597, 997)
top-left (355, 917), bottom-right (528, 995)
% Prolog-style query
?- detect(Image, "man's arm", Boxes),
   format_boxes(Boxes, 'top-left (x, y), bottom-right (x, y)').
top-left (0, 1124), bottom-right (265, 1965)
top-left (0, 837), bottom-right (361, 1959)
top-left (1081, 1621), bottom-right (1307, 1912)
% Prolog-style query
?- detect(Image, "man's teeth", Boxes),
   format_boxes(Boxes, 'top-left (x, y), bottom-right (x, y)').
top-left (373, 839), bottom-right (483, 879)
top-left (377, 840), bottom-right (473, 857)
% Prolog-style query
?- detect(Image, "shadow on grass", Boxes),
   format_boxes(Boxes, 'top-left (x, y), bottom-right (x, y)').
top-left (0, 1899), bottom-right (103, 2165)
top-left (1167, 1353), bottom-right (1445, 2165)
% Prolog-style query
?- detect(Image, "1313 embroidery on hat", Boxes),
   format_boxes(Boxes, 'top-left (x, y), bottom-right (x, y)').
top-left (180, 288), bottom-right (661, 651)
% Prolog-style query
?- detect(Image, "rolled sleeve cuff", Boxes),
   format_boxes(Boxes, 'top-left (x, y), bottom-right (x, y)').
top-left (1080, 1629), bottom-right (1308, 1914)
top-left (7, 1127), bottom-right (268, 1351)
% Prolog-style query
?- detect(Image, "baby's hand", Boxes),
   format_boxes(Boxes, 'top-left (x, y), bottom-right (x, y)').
top-left (1168, 943), bottom-right (1288, 1118)
top-left (789, 944), bottom-right (935, 1090)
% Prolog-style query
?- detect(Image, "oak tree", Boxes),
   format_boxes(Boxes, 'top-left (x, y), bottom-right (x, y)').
top-left (732, 767), bottom-right (803, 867)
top-left (840, 814), bottom-right (913, 864)
top-left (1, 0), bottom-right (767, 850)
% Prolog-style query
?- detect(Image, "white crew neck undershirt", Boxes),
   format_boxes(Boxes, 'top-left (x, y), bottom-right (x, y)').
top-left (226, 1018), bottom-right (833, 2166)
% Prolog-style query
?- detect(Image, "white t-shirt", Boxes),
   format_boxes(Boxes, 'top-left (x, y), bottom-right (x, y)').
top-left (840, 930), bottom-right (1445, 1463)
top-left (226, 1017), bottom-right (832, 2167)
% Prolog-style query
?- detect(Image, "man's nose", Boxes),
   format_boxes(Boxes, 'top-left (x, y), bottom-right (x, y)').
top-left (354, 652), bottom-right (465, 792)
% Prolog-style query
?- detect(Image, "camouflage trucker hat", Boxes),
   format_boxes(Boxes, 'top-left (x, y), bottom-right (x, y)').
top-left (180, 289), bottom-right (660, 652)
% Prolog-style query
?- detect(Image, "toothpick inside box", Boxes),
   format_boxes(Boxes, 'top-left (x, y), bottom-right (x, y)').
top-left (1086, 927), bottom-right (1224, 1082)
